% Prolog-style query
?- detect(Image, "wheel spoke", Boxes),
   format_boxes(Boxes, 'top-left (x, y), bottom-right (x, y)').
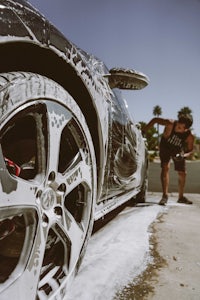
top-left (45, 101), bottom-right (72, 175)
top-left (61, 149), bottom-right (92, 193)
top-left (0, 176), bottom-right (39, 209)
top-left (60, 211), bottom-right (84, 269)
top-left (22, 221), bottom-right (50, 299)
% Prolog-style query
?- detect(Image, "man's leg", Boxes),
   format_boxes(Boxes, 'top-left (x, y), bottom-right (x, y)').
top-left (174, 159), bottom-right (193, 204)
top-left (177, 170), bottom-right (193, 204)
top-left (159, 162), bottom-right (170, 205)
top-left (161, 162), bottom-right (170, 196)
top-left (178, 171), bottom-right (186, 199)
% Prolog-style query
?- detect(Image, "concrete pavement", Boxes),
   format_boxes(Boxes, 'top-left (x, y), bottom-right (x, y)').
top-left (116, 193), bottom-right (200, 299)
top-left (114, 158), bottom-right (200, 299)
top-left (146, 193), bottom-right (200, 300)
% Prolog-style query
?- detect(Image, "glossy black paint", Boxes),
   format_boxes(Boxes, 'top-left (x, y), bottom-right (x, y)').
top-left (0, 0), bottom-right (148, 210)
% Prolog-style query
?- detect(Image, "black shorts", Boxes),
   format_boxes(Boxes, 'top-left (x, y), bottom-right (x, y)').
top-left (159, 150), bottom-right (186, 172)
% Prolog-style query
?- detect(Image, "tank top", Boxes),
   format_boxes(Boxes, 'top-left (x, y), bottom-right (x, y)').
top-left (160, 121), bottom-right (190, 155)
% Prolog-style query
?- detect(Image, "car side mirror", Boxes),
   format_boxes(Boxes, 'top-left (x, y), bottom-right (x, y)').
top-left (105, 67), bottom-right (149, 90)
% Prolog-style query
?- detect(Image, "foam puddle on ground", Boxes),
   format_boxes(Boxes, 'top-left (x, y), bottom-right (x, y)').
top-left (67, 195), bottom-right (164, 300)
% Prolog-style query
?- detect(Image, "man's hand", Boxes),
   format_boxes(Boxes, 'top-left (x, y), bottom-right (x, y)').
top-left (173, 153), bottom-right (185, 161)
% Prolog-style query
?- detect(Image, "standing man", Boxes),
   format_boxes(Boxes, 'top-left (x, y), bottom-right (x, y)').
top-left (143, 114), bottom-right (194, 205)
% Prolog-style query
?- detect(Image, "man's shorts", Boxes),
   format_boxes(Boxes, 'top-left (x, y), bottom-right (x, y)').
top-left (159, 150), bottom-right (186, 172)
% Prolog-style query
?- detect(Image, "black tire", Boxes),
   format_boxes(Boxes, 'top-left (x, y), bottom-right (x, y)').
top-left (135, 175), bottom-right (148, 203)
top-left (0, 72), bottom-right (97, 299)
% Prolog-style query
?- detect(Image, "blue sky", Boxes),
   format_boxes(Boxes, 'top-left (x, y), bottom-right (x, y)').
top-left (29, 0), bottom-right (200, 136)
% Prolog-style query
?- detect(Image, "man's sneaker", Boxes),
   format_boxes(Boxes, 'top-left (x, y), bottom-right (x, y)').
top-left (159, 195), bottom-right (168, 206)
top-left (177, 196), bottom-right (193, 205)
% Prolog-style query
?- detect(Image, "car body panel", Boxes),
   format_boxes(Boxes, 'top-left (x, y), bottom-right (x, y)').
top-left (0, 0), bottom-right (111, 199)
top-left (0, 0), bottom-right (148, 217)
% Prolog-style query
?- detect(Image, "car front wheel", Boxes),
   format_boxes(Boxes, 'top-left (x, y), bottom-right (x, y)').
top-left (0, 72), bottom-right (97, 299)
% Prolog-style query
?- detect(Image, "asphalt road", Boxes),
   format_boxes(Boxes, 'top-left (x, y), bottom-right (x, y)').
top-left (148, 160), bottom-right (200, 194)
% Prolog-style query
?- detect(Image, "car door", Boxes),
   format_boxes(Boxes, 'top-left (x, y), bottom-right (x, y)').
top-left (100, 88), bottom-right (141, 201)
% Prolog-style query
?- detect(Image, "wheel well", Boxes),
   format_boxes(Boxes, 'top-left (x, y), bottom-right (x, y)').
top-left (0, 42), bottom-right (101, 181)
